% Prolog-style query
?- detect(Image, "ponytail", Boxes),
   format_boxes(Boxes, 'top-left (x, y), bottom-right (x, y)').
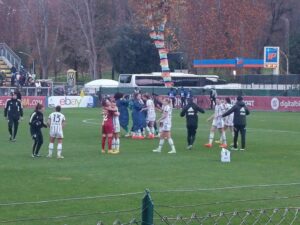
top-left (35, 103), bottom-right (44, 111)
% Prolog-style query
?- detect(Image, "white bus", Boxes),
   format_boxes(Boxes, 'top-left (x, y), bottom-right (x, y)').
top-left (118, 72), bottom-right (225, 87)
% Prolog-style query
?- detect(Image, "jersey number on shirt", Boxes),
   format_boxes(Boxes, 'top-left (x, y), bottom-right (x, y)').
top-left (53, 114), bottom-right (61, 123)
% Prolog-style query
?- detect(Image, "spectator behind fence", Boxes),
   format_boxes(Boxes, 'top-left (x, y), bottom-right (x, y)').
top-left (11, 73), bottom-right (16, 86)
top-left (10, 65), bottom-right (17, 75)
top-left (27, 77), bottom-right (36, 96)
top-left (209, 87), bottom-right (217, 109)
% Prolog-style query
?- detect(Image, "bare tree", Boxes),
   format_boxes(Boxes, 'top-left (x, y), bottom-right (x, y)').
top-left (0, 0), bottom-right (23, 48)
top-left (263, 0), bottom-right (291, 47)
top-left (64, 0), bottom-right (114, 80)
top-left (20, 0), bottom-right (62, 79)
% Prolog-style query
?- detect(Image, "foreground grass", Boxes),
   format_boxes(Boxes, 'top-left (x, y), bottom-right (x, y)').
top-left (0, 108), bottom-right (299, 224)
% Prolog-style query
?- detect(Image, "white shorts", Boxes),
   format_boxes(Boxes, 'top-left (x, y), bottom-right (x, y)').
top-left (113, 123), bottom-right (120, 133)
top-left (161, 122), bottom-right (171, 132)
top-left (50, 130), bottom-right (64, 139)
top-left (146, 113), bottom-right (156, 123)
top-left (113, 117), bottom-right (120, 133)
top-left (224, 117), bottom-right (234, 127)
top-left (212, 118), bottom-right (224, 129)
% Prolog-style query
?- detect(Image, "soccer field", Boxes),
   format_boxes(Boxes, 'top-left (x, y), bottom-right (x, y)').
top-left (0, 108), bottom-right (299, 225)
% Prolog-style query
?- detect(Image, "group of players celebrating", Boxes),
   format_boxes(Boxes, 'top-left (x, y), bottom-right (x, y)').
top-left (101, 92), bottom-right (176, 154)
top-left (101, 90), bottom-right (250, 154)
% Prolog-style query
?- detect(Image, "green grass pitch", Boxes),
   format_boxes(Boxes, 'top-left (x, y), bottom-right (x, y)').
top-left (0, 108), bottom-right (299, 224)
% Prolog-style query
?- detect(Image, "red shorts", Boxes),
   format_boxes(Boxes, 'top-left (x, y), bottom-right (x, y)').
top-left (102, 123), bottom-right (113, 134)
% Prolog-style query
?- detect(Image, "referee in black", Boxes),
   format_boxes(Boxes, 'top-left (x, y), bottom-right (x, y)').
top-left (4, 92), bottom-right (23, 141)
top-left (180, 97), bottom-right (205, 150)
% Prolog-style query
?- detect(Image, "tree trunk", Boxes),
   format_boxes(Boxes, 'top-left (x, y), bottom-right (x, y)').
top-left (42, 64), bottom-right (48, 79)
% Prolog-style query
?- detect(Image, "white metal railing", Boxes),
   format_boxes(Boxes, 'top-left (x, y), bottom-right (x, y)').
top-left (0, 43), bottom-right (22, 69)
top-left (0, 87), bottom-right (51, 96)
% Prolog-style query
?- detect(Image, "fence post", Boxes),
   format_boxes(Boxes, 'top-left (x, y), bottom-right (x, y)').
top-left (142, 189), bottom-right (153, 225)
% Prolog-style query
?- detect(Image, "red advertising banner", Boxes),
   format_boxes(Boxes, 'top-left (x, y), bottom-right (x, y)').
top-left (0, 96), bottom-right (46, 109)
top-left (158, 95), bottom-right (300, 112)
top-left (195, 96), bottom-right (300, 112)
top-left (1, 95), bottom-right (299, 111)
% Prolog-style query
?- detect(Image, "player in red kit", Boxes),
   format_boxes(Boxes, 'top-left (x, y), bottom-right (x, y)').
top-left (101, 98), bottom-right (117, 154)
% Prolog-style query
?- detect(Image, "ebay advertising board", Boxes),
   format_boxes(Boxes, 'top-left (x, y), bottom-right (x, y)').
top-left (195, 96), bottom-right (300, 112)
top-left (0, 96), bottom-right (46, 108)
top-left (48, 96), bottom-right (94, 108)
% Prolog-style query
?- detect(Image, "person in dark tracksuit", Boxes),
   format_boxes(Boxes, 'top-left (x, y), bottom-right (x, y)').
top-left (29, 104), bottom-right (47, 157)
top-left (168, 88), bottom-right (177, 108)
top-left (180, 98), bottom-right (205, 150)
top-left (179, 87), bottom-right (187, 109)
top-left (222, 96), bottom-right (250, 151)
top-left (209, 87), bottom-right (217, 109)
top-left (4, 92), bottom-right (23, 141)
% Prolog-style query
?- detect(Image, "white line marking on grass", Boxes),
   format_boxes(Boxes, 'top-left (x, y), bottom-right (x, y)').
top-left (150, 182), bottom-right (300, 193)
top-left (1, 182), bottom-right (300, 207)
top-left (0, 191), bottom-right (144, 206)
top-left (82, 119), bottom-right (99, 125)
top-left (247, 128), bottom-right (300, 134)
top-left (173, 127), bottom-right (300, 134)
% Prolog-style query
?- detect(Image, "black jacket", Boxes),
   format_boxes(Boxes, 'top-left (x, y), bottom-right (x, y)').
top-left (222, 101), bottom-right (250, 126)
top-left (4, 98), bottom-right (23, 119)
top-left (180, 102), bottom-right (205, 127)
top-left (29, 111), bottom-right (47, 133)
top-left (209, 89), bottom-right (217, 99)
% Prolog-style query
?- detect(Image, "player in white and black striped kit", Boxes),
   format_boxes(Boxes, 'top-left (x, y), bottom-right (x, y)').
top-left (142, 93), bottom-right (156, 139)
top-left (47, 106), bottom-right (66, 159)
top-left (153, 98), bottom-right (176, 154)
top-left (204, 99), bottom-right (227, 148)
